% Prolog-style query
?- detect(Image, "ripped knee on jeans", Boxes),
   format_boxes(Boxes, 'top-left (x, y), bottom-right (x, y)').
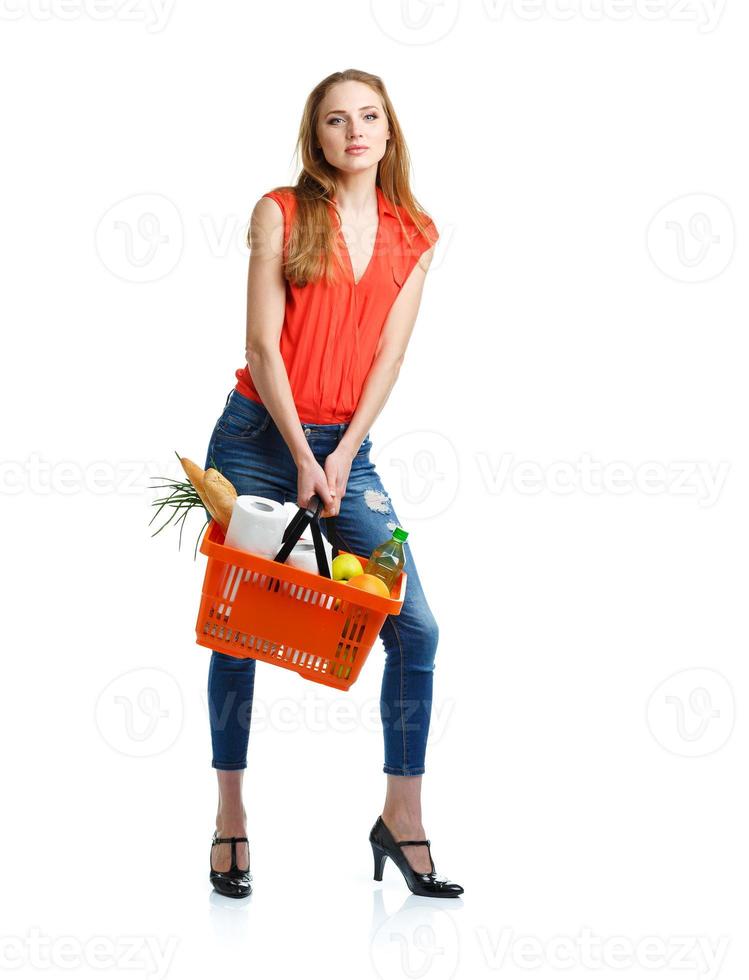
top-left (364, 488), bottom-right (391, 514)
top-left (364, 489), bottom-right (399, 531)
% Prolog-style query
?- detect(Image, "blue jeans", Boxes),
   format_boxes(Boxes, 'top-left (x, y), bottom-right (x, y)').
top-left (203, 389), bottom-right (440, 776)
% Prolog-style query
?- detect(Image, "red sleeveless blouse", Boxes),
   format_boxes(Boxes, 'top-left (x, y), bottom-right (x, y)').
top-left (233, 184), bottom-right (439, 424)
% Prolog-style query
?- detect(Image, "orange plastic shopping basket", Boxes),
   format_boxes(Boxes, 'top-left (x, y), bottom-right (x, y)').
top-left (195, 495), bottom-right (407, 690)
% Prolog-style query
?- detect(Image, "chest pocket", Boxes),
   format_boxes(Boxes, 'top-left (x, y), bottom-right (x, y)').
top-left (391, 263), bottom-right (406, 289)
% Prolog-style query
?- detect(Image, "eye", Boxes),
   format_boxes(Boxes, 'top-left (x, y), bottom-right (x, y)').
top-left (327, 113), bottom-right (379, 125)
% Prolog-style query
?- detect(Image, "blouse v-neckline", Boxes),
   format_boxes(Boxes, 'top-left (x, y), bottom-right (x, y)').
top-left (331, 186), bottom-right (383, 288)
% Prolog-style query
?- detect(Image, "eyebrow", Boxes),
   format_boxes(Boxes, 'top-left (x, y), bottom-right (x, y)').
top-left (325, 105), bottom-right (379, 116)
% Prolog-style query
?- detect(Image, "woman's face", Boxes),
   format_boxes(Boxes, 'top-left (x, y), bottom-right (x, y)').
top-left (316, 81), bottom-right (390, 175)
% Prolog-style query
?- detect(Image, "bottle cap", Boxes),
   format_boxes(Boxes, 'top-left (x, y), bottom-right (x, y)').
top-left (393, 527), bottom-right (408, 543)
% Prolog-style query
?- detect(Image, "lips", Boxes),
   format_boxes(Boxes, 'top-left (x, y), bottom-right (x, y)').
top-left (346, 146), bottom-right (368, 153)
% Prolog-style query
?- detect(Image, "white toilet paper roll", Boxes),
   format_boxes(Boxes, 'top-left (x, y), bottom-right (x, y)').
top-left (285, 535), bottom-right (334, 574)
top-left (225, 495), bottom-right (288, 559)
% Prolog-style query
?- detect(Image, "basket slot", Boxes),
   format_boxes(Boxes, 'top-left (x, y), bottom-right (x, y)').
top-left (341, 608), bottom-right (368, 641)
top-left (229, 573), bottom-right (242, 603)
top-left (335, 642), bottom-right (352, 663)
top-left (221, 565), bottom-right (237, 601)
top-left (285, 584), bottom-right (336, 608)
top-left (199, 619), bottom-right (337, 677)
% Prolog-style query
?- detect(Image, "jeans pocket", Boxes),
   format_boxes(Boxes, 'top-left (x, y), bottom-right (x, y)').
top-left (215, 393), bottom-right (271, 440)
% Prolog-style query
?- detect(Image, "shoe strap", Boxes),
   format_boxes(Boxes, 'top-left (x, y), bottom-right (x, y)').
top-left (396, 838), bottom-right (435, 874)
top-left (212, 834), bottom-right (250, 875)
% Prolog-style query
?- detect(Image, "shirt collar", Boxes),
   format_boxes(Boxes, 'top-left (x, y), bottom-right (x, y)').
top-left (377, 185), bottom-right (398, 218)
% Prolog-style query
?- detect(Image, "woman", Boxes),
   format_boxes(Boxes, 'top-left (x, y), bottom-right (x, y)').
top-left (205, 69), bottom-right (463, 900)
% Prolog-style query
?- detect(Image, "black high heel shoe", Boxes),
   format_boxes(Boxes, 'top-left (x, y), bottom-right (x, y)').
top-left (210, 831), bottom-right (253, 898)
top-left (369, 815), bottom-right (464, 897)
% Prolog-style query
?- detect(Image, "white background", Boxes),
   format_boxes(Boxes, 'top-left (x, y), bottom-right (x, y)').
top-left (1, 1), bottom-right (746, 978)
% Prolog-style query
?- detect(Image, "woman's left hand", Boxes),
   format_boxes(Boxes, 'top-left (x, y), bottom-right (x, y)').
top-left (320, 446), bottom-right (354, 518)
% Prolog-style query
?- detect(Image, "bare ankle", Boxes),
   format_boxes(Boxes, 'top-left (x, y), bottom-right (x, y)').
top-left (216, 806), bottom-right (247, 833)
top-left (382, 809), bottom-right (425, 833)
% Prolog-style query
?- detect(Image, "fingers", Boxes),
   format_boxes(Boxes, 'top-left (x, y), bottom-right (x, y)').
top-left (322, 489), bottom-right (340, 519)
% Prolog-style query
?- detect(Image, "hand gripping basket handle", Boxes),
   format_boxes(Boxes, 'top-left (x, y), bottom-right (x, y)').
top-left (272, 495), bottom-right (340, 578)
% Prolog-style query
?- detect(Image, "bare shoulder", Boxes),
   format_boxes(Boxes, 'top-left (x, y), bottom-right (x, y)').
top-left (252, 194), bottom-right (284, 225)
top-left (417, 242), bottom-right (437, 273)
top-left (249, 194), bottom-right (285, 257)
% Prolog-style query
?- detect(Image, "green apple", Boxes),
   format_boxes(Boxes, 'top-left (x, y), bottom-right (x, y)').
top-left (332, 553), bottom-right (364, 582)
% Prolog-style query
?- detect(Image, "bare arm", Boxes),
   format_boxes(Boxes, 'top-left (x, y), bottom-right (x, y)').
top-left (244, 196), bottom-right (315, 468)
top-left (338, 244), bottom-right (437, 459)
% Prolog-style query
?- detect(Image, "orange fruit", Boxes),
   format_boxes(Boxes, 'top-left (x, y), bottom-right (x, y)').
top-left (346, 574), bottom-right (390, 598)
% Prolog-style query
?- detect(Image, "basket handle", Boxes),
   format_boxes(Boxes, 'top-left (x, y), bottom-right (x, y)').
top-left (272, 495), bottom-right (340, 578)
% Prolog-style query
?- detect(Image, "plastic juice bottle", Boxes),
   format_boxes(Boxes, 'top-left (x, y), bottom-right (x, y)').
top-left (364, 528), bottom-right (408, 592)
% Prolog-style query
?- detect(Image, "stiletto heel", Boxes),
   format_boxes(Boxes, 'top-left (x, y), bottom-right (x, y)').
top-left (210, 831), bottom-right (253, 898)
top-left (368, 815), bottom-right (464, 897)
top-left (371, 840), bottom-right (387, 881)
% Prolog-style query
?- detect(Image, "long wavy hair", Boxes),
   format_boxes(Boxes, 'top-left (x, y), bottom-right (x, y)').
top-left (249, 68), bottom-right (438, 288)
